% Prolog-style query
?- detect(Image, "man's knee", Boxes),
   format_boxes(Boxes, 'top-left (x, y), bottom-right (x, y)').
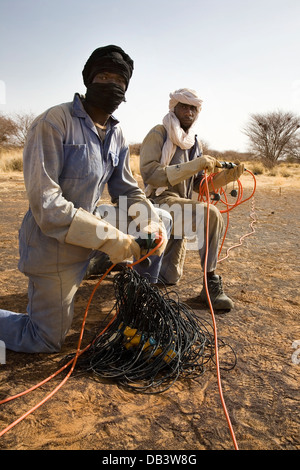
top-left (197, 203), bottom-right (224, 244)
top-left (206, 204), bottom-right (223, 227)
top-left (156, 207), bottom-right (173, 237)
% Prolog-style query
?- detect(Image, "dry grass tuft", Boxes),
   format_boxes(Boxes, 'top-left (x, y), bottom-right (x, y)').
top-left (0, 148), bottom-right (23, 172)
top-left (129, 154), bottom-right (140, 176)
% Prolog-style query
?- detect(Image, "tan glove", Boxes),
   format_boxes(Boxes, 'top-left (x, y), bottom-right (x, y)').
top-left (128, 202), bottom-right (168, 257)
top-left (166, 155), bottom-right (222, 186)
top-left (65, 208), bottom-right (141, 264)
top-left (209, 163), bottom-right (244, 191)
top-left (139, 221), bottom-right (168, 257)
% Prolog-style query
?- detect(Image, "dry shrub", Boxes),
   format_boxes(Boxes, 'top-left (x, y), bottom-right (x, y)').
top-left (129, 143), bottom-right (141, 156)
top-left (0, 147), bottom-right (23, 172)
top-left (130, 154), bottom-right (140, 176)
top-left (244, 161), bottom-right (265, 175)
top-left (267, 168), bottom-right (278, 177)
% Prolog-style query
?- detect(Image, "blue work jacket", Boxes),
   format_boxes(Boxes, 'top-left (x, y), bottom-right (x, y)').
top-left (18, 93), bottom-right (149, 273)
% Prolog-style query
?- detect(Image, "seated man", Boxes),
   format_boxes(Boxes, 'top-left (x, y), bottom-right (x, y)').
top-left (140, 88), bottom-right (243, 311)
top-left (0, 45), bottom-right (169, 354)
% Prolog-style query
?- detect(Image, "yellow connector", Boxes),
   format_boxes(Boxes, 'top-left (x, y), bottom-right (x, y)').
top-left (150, 346), bottom-right (176, 363)
top-left (163, 349), bottom-right (177, 363)
top-left (123, 326), bottom-right (138, 337)
top-left (121, 324), bottom-right (177, 363)
top-left (123, 325), bottom-right (142, 349)
top-left (142, 337), bottom-right (156, 351)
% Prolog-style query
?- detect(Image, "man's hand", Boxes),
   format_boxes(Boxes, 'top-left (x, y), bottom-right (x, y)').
top-left (210, 162), bottom-right (244, 191)
top-left (100, 234), bottom-right (142, 264)
top-left (198, 155), bottom-right (222, 173)
top-left (139, 221), bottom-right (168, 257)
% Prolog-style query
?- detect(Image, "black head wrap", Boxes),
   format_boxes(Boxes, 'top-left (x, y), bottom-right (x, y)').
top-left (82, 45), bottom-right (134, 90)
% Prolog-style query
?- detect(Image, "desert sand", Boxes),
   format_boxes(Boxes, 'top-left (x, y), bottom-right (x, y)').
top-left (0, 169), bottom-right (299, 451)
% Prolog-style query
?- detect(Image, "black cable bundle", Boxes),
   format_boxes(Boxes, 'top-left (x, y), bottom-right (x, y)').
top-left (75, 268), bottom-right (236, 393)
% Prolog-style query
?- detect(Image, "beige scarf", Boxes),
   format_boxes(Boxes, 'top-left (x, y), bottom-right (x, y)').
top-left (145, 88), bottom-right (203, 197)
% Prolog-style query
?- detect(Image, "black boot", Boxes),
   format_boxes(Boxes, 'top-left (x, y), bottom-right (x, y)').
top-left (199, 275), bottom-right (234, 311)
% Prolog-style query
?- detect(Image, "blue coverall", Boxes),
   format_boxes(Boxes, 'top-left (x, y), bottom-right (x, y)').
top-left (0, 94), bottom-right (171, 353)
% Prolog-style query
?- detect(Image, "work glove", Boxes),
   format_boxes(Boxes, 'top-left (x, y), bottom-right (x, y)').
top-left (210, 162), bottom-right (244, 191)
top-left (65, 208), bottom-right (141, 264)
top-left (139, 221), bottom-right (168, 257)
top-left (128, 202), bottom-right (168, 257)
top-left (165, 155), bottom-right (222, 186)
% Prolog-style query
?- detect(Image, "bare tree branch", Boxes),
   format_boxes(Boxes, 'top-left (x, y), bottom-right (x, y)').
top-left (243, 110), bottom-right (300, 167)
top-left (0, 114), bottom-right (17, 147)
top-left (12, 112), bottom-right (36, 146)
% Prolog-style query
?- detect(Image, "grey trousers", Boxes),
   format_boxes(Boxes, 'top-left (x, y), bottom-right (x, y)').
top-left (153, 196), bottom-right (225, 285)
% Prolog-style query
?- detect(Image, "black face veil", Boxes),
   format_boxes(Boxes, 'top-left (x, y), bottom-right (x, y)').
top-left (84, 82), bottom-right (125, 114)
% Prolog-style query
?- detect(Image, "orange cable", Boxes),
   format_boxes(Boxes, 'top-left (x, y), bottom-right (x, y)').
top-left (202, 171), bottom-right (239, 450)
top-left (199, 167), bottom-right (257, 449)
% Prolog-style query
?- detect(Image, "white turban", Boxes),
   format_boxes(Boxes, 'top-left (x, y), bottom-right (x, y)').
top-left (168, 88), bottom-right (203, 113)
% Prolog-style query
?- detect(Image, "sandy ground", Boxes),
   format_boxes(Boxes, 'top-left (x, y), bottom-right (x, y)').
top-left (0, 170), bottom-right (299, 451)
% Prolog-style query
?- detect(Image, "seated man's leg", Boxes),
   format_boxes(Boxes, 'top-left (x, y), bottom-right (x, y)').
top-left (153, 196), bottom-right (234, 309)
top-left (197, 203), bottom-right (234, 310)
top-left (156, 237), bottom-right (187, 285)
top-left (151, 195), bottom-right (194, 284)
top-left (133, 207), bottom-right (172, 283)
top-left (156, 196), bottom-right (224, 274)
top-left (198, 203), bottom-right (224, 271)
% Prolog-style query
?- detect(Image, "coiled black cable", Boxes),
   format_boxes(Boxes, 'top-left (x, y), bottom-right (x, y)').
top-left (73, 268), bottom-right (236, 393)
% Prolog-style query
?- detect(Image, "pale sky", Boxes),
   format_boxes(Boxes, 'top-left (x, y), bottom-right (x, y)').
top-left (0, 0), bottom-right (299, 152)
